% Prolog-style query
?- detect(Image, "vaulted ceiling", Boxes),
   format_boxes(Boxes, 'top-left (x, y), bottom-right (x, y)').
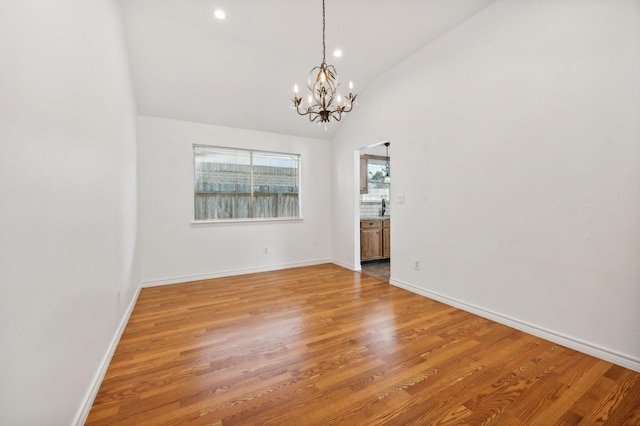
top-left (120, 0), bottom-right (497, 140)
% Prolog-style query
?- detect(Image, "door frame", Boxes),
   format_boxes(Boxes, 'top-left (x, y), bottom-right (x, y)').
top-left (355, 140), bottom-right (391, 270)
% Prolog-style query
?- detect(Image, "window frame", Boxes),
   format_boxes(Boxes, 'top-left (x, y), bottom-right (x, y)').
top-left (192, 144), bottom-right (303, 224)
top-left (364, 155), bottom-right (390, 198)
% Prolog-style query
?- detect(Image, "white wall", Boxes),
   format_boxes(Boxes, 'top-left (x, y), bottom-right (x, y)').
top-left (0, 1), bottom-right (139, 424)
top-left (332, 0), bottom-right (640, 370)
top-left (137, 116), bottom-right (332, 285)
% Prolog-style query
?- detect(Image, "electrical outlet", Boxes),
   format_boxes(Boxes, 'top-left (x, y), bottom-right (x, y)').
top-left (414, 259), bottom-right (421, 270)
top-left (263, 246), bottom-right (269, 254)
top-left (116, 288), bottom-right (120, 306)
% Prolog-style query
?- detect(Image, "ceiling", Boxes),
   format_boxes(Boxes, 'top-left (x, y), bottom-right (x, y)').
top-left (120, 0), bottom-right (497, 140)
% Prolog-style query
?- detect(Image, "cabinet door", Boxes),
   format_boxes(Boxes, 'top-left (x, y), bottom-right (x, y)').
top-left (360, 228), bottom-right (382, 261)
top-left (359, 157), bottom-right (368, 194)
top-left (383, 226), bottom-right (391, 258)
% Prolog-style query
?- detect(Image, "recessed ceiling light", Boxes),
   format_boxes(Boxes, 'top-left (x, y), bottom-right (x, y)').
top-left (214, 9), bottom-right (226, 20)
top-left (333, 49), bottom-right (343, 58)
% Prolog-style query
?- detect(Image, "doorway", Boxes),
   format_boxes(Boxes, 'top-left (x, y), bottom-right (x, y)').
top-left (358, 141), bottom-right (391, 282)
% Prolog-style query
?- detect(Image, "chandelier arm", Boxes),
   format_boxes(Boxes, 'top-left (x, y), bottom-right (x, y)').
top-left (295, 106), bottom-right (310, 117)
top-left (340, 97), bottom-right (355, 113)
top-left (293, 97), bottom-right (313, 117)
top-left (292, 97), bottom-right (325, 123)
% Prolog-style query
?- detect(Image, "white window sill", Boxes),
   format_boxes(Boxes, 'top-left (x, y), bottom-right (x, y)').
top-left (191, 217), bottom-right (304, 225)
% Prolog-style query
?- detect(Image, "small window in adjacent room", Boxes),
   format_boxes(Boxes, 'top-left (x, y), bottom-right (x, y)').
top-left (193, 145), bottom-right (301, 221)
top-left (367, 158), bottom-right (390, 199)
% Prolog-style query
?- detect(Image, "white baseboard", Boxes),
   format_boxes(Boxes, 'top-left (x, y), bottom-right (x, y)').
top-left (74, 284), bottom-right (142, 425)
top-left (141, 259), bottom-right (333, 287)
top-left (332, 259), bottom-right (361, 272)
top-left (389, 278), bottom-right (640, 373)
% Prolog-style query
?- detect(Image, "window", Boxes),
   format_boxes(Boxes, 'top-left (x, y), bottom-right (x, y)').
top-left (367, 158), bottom-right (390, 199)
top-left (193, 145), bottom-right (300, 221)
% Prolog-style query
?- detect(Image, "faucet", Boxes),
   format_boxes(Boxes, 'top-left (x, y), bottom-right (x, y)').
top-left (381, 198), bottom-right (386, 216)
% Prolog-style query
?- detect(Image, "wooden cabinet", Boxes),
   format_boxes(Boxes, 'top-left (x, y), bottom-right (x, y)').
top-left (359, 156), bottom-right (368, 194)
top-left (360, 219), bottom-right (391, 261)
top-left (360, 220), bottom-right (382, 260)
top-left (382, 219), bottom-right (391, 258)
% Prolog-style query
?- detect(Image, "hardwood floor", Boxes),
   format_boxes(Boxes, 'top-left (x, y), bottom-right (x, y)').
top-left (87, 264), bottom-right (640, 425)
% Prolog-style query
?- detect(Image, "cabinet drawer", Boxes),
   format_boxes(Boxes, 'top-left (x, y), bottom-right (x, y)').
top-left (360, 220), bottom-right (381, 229)
top-left (382, 219), bottom-right (391, 228)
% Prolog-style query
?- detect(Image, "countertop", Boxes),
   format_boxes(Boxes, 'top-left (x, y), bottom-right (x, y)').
top-left (360, 216), bottom-right (390, 220)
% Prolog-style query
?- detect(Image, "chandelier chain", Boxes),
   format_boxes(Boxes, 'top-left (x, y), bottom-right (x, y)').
top-left (322, 0), bottom-right (326, 64)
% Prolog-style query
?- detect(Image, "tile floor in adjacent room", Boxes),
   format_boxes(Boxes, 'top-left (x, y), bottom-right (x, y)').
top-left (360, 259), bottom-right (390, 282)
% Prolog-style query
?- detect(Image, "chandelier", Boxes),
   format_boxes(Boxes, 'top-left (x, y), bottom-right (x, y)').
top-left (291, 0), bottom-right (357, 127)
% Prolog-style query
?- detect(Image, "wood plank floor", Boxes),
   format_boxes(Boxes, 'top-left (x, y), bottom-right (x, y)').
top-left (87, 264), bottom-right (640, 425)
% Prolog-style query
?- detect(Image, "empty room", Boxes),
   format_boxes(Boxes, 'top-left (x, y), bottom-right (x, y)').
top-left (1, 0), bottom-right (639, 424)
